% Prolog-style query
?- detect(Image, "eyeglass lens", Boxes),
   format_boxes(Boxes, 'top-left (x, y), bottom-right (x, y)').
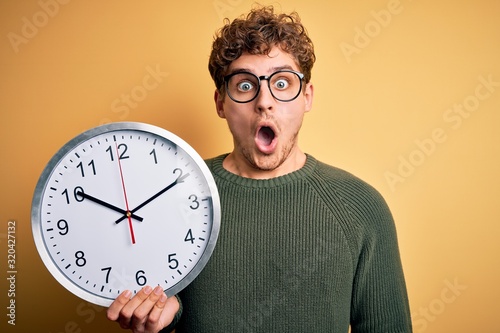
top-left (226, 71), bottom-right (303, 103)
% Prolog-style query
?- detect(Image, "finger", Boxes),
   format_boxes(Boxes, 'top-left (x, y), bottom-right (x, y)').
top-left (130, 286), bottom-right (164, 329)
top-left (145, 292), bottom-right (180, 332)
top-left (106, 290), bottom-right (132, 322)
top-left (117, 286), bottom-right (154, 329)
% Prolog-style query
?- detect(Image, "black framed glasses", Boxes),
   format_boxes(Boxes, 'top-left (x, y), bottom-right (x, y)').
top-left (223, 69), bottom-right (305, 103)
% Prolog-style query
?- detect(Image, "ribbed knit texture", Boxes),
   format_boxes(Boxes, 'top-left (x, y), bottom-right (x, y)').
top-left (174, 154), bottom-right (412, 332)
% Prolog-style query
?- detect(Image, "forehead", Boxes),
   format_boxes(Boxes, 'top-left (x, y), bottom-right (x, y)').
top-left (228, 46), bottom-right (300, 75)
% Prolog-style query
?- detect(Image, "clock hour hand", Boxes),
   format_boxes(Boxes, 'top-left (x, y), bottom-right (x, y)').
top-left (76, 191), bottom-right (144, 222)
top-left (115, 171), bottom-right (190, 224)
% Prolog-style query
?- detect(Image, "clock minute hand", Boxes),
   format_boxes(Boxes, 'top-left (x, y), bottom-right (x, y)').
top-left (76, 191), bottom-right (144, 222)
top-left (115, 172), bottom-right (190, 224)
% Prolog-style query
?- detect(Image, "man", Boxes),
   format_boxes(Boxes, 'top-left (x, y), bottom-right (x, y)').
top-left (107, 6), bottom-right (413, 332)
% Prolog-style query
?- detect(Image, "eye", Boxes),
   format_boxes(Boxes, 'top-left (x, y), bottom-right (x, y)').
top-left (237, 81), bottom-right (254, 92)
top-left (273, 78), bottom-right (290, 90)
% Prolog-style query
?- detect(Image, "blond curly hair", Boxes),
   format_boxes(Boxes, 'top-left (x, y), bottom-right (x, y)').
top-left (208, 5), bottom-right (316, 92)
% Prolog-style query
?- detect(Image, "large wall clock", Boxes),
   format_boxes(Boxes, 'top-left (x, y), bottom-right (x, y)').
top-left (31, 122), bottom-right (220, 306)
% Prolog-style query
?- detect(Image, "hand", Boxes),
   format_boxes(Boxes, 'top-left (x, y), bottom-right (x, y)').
top-left (115, 169), bottom-right (190, 224)
top-left (107, 286), bottom-right (180, 333)
top-left (76, 191), bottom-right (143, 221)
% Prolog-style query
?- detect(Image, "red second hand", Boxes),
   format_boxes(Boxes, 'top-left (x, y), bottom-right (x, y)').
top-left (115, 142), bottom-right (136, 244)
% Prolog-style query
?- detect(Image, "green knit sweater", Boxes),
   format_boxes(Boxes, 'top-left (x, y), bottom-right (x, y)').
top-left (175, 154), bottom-right (412, 332)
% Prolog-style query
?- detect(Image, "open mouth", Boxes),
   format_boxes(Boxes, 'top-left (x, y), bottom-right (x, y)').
top-left (255, 125), bottom-right (277, 154)
top-left (257, 126), bottom-right (275, 147)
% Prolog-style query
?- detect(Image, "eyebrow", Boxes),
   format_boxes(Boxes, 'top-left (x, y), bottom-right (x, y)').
top-left (226, 65), bottom-right (296, 76)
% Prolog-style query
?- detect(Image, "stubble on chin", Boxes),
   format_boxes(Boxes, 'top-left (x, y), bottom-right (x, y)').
top-left (241, 133), bottom-right (298, 173)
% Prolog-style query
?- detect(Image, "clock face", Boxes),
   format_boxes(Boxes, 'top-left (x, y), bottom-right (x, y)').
top-left (31, 122), bottom-right (220, 306)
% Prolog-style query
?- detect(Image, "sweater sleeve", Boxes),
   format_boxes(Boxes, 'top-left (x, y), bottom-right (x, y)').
top-left (342, 181), bottom-right (412, 333)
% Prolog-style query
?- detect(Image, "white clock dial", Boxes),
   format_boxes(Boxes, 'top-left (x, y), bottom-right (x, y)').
top-left (31, 122), bottom-right (220, 306)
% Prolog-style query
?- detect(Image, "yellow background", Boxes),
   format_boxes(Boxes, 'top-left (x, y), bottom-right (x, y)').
top-left (1, 0), bottom-right (499, 332)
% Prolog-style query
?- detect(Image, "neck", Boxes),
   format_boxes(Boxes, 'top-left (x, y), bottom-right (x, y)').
top-left (222, 150), bottom-right (307, 179)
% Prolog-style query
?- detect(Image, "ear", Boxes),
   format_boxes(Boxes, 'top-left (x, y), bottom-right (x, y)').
top-left (303, 82), bottom-right (314, 113)
top-left (214, 89), bottom-right (226, 119)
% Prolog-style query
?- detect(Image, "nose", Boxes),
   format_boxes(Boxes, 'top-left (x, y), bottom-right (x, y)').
top-left (255, 79), bottom-right (274, 112)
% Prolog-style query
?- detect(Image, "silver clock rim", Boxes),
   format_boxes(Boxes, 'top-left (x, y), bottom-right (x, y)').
top-left (31, 122), bottom-right (221, 307)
